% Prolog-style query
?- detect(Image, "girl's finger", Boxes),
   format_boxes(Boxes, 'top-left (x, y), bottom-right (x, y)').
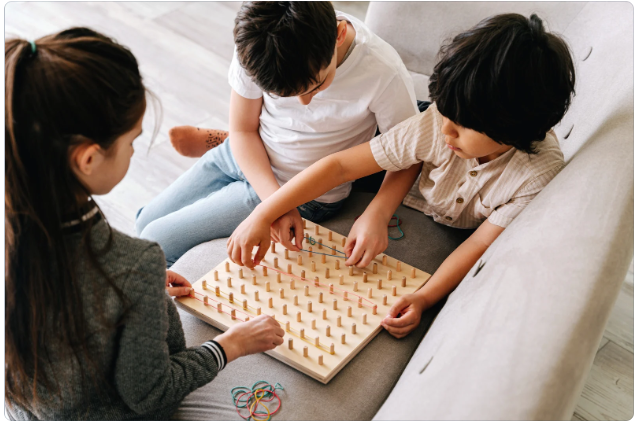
top-left (345, 240), bottom-right (365, 267)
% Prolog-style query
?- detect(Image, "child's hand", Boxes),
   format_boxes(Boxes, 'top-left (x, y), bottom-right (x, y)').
top-left (344, 210), bottom-right (389, 268)
top-left (270, 208), bottom-right (304, 252)
top-left (215, 315), bottom-right (285, 363)
top-left (227, 214), bottom-right (272, 268)
top-left (165, 270), bottom-right (192, 297)
top-left (381, 293), bottom-right (428, 339)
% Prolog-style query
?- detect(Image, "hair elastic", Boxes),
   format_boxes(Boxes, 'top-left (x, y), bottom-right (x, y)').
top-left (29, 40), bottom-right (36, 55)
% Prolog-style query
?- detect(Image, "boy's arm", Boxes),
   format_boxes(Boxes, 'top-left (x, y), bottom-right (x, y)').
top-left (227, 142), bottom-right (383, 267)
top-left (381, 220), bottom-right (505, 338)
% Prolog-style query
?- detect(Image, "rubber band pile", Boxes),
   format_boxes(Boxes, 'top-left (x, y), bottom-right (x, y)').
top-left (232, 381), bottom-right (284, 421)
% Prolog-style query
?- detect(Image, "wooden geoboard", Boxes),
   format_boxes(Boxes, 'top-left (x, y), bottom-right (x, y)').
top-left (175, 220), bottom-right (431, 383)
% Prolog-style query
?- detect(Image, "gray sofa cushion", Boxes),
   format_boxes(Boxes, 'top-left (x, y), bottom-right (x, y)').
top-left (171, 192), bottom-right (473, 420)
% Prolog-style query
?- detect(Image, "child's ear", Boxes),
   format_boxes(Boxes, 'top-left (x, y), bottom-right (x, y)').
top-left (70, 142), bottom-right (104, 177)
top-left (336, 20), bottom-right (348, 47)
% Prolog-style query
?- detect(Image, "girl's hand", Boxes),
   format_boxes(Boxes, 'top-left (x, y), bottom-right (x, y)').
top-left (344, 210), bottom-right (389, 268)
top-left (165, 270), bottom-right (192, 297)
top-left (215, 315), bottom-right (285, 363)
top-left (270, 208), bottom-right (304, 252)
top-left (227, 214), bottom-right (272, 268)
top-left (381, 293), bottom-right (428, 338)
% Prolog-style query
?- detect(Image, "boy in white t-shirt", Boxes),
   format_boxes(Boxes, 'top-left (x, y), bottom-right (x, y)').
top-left (135, 2), bottom-right (418, 266)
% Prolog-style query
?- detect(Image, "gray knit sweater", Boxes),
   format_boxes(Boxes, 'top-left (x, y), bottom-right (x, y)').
top-left (7, 214), bottom-right (225, 420)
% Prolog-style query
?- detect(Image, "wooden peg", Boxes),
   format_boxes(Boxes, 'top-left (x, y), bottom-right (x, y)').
top-left (288, 338), bottom-right (293, 350)
top-left (326, 325), bottom-right (331, 337)
top-left (287, 264), bottom-right (292, 274)
top-left (318, 238), bottom-right (323, 248)
top-left (294, 295), bottom-right (299, 306)
top-left (319, 292), bottom-right (323, 303)
top-left (328, 231), bottom-right (333, 241)
top-left (225, 261), bottom-right (230, 272)
top-left (341, 237), bottom-right (346, 247)
top-left (402, 276), bottom-right (407, 287)
top-left (392, 286), bottom-right (397, 296)
top-left (333, 299), bottom-right (338, 310)
top-left (330, 343), bottom-right (335, 354)
top-left (325, 268), bottom-right (330, 279)
top-left (329, 284), bottom-right (334, 294)
top-left (322, 309), bottom-right (327, 320)
top-left (383, 294), bottom-right (388, 306)
top-left (314, 225), bottom-right (320, 235)
top-left (285, 249), bottom-right (289, 259)
top-left (303, 220), bottom-right (307, 229)
top-left (214, 270), bottom-right (219, 281)
top-left (285, 321), bottom-right (290, 331)
top-left (304, 285), bottom-right (309, 296)
top-left (262, 267), bottom-right (267, 276)
top-left (252, 275), bottom-right (257, 285)
top-left (331, 246), bottom-right (336, 256)
top-left (318, 355), bottom-right (323, 365)
top-left (204, 295), bottom-right (209, 305)
top-left (279, 288), bottom-right (284, 299)
top-left (277, 273), bottom-right (281, 283)
top-left (283, 304), bottom-right (287, 315)
top-left (297, 255), bottom-right (302, 265)
top-left (189, 288), bottom-right (194, 297)
top-left (301, 269), bottom-right (306, 279)
top-left (353, 281), bottom-right (358, 292)
top-left (274, 257), bottom-right (279, 268)
top-left (363, 273), bottom-right (368, 283)
top-left (271, 242), bottom-right (276, 253)
top-left (352, 323), bottom-right (357, 334)
top-left (217, 303), bottom-right (222, 313)
top-left (382, 255), bottom-right (387, 266)
top-left (387, 270), bottom-right (392, 281)
top-left (341, 334), bottom-right (346, 344)
top-left (227, 277), bottom-right (232, 288)
top-left (268, 297), bottom-right (273, 308)
top-left (358, 297), bottom-right (363, 308)
top-left (396, 261), bottom-right (402, 272)
top-left (373, 305), bottom-right (378, 315)
top-left (290, 279), bottom-right (295, 290)
top-left (240, 284), bottom-right (246, 294)
top-left (314, 276), bottom-right (320, 287)
top-left (362, 313), bottom-right (367, 324)
top-left (215, 286), bottom-right (220, 297)
top-left (337, 315), bottom-right (342, 327)
top-left (231, 309), bottom-right (236, 320)
top-left (202, 280), bottom-right (207, 289)
top-left (312, 319), bottom-right (316, 329)
top-left (339, 274), bottom-right (344, 285)
top-left (367, 288), bottom-right (373, 298)
top-left (297, 312), bottom-right (302, 322)
top-left (300, 328), bottom-right (305, 338)
top-left (378, 279), bottom-right (383, 290)
top-left (242, 299), bottom-right (248, 310)
top-left (349, 266), bottom-right (354, 276)
top-left (229, 292), bottom-right (234, 303)
top-left (257, 307), bottom-right (261, 315)
top-left (239, 268), bottom-right (244, 279)
top-left (307, 301), bottom-right (312, 313)
top-left (343, 291), bottom-right (348, 301)
top-left (266, 281), bottom-right (271, 292)
top-left (308, 246), bottom-right (313, 257)
top-left (373, 263), bottom-right (378, 274)
top-left (254, 291), bottom-right (259, 301)
top-left (411, 267), bottom-right (416, 278)
top-left (315, 336), bottom-right (320, 347)
top-left (347, 306), bottom-right (352, 317)
top-left (303, 346), bottom-right (309, 357)
top-left (335, 260), bottom-right (340, 270)
top-left (312, 261), bottom-right (316, 272)
top-left (321, 254), bottom-right (326, 264)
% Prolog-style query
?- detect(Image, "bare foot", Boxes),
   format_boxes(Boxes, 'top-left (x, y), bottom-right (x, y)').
top-left (169, 126), bottom-right (228, 157)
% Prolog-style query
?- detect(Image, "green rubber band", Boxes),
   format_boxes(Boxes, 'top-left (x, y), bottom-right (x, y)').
top-left (388, 213), bottom-right (404, 240)
top-left (29, 40), bottom-right (36, 54)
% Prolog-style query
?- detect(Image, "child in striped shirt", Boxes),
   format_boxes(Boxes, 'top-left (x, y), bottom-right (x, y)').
top-left (227, 13), bottom-right (575, 338)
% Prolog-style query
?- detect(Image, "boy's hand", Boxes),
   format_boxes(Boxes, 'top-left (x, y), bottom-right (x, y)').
top-left (381, 293), bottom-right (428, 338)
top-left (227, 214), bottom-right (272, 268)
top-left (344, 210), bottom-right (389, 268)
top-left (215, 315), bottom-right (285, 363)
top-left (165, 270), bottom-right (192, 297)
top-left (270, 208), bottom-right (304, 252)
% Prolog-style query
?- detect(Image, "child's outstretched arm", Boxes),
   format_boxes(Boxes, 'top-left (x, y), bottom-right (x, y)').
top-left (381, 219), bottom-right (505, 338)
top-left (227, 142), bottom-right (383, 268)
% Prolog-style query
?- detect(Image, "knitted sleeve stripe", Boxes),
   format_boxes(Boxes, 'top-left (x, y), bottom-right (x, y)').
top-left (202, 340), bottom-right (227, 370)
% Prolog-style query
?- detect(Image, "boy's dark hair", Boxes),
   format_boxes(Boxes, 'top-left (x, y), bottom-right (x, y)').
top-left (428, 13), bottom-right (575, 154)
top-left (234, 1), bottom-right (337, 97)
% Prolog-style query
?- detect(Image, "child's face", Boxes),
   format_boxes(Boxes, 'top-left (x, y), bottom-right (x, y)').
top-left (296, 51), bottom-right (338, 106)
top-left (441, 116), bottom-right (512, 162)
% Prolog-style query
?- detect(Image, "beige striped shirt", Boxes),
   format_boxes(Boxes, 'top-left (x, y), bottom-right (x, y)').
top-left (370, 103), bottom-right (565, 229)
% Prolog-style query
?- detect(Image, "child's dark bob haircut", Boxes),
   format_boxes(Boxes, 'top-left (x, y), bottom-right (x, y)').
top-left (428, 13), bottom-right (575, 154)
top-left (234, 1), bottom-right (337, 97)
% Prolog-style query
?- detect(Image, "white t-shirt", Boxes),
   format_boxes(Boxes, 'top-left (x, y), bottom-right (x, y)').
top-left (228, 11), bottom-right (418, 203)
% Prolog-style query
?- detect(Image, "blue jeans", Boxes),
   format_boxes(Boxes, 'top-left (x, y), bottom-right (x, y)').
top-left (135, 139), bottom-right (345, 267)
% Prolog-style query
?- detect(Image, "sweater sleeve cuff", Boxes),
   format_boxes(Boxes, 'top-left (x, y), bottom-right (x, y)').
top-left (202, 340), bottom-right (227, 370)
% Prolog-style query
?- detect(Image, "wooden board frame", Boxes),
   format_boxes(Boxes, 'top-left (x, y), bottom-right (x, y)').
top-left (176, 220), bottom-right (431, 383)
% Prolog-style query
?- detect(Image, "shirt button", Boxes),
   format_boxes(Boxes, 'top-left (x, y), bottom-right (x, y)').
top-left (469, 171), bottom-right (478, 177)
top-left (456, 198), bottom-right (464, 204)
top-left (445, 216), bottom-right (453, 221)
